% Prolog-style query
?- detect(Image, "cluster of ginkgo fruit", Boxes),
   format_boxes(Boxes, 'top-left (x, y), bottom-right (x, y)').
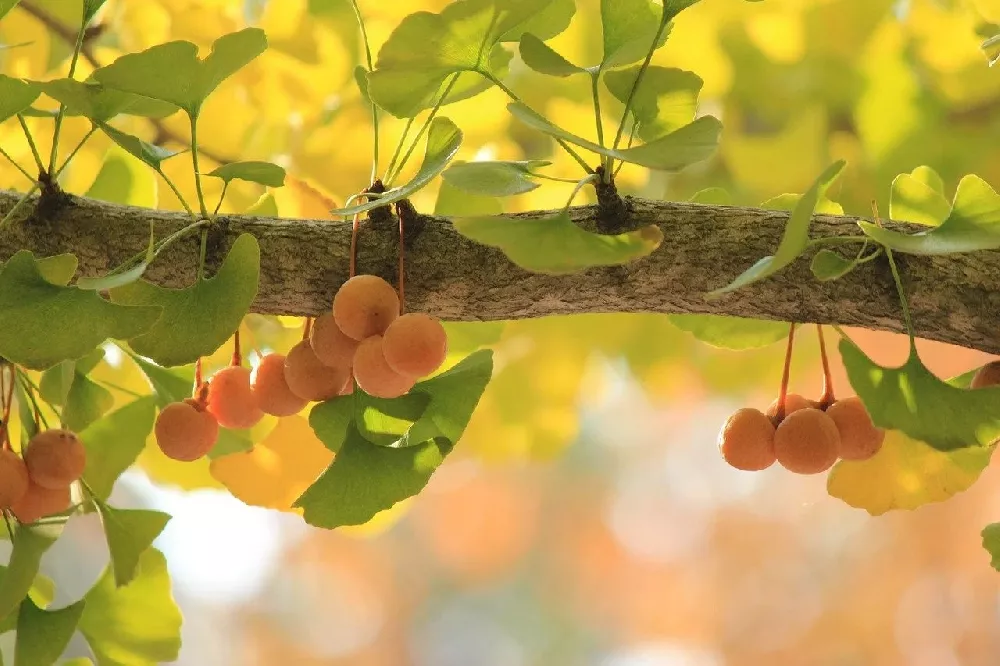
top-left (717, 324), bottom-right (886, 475)
top-left (153, 274), bottom-right (448, 462)
top-left (0, 426), bottom-right (86, 524)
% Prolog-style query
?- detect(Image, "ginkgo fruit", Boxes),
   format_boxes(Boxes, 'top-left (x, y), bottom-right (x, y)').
top-left (207, 366), bottom-right (265, 429)
top-left (333, 275), bottom-right (400, 341)
top-left (773, 408), bottom-right (841, 474)
top-left (252, 353), bottom-right (309, 417)
top-left (310, 312), bottom-right (360, 368)
top-left (971, 360), bottom-right (1000, 389)
top-left (10, 480), bottom-right (71, 524)
top-left (284, 340), bottom-right (350, 402)
top-left (23, 429), bottom-right (86, 489)
top-left (717, 407), bottom-right (776, 471)
top-left (765, 393), bottom-right (818, 422)
top-left (353, 335), bottom-right (416, 399)
top-left (382, 312), bottom-right (448, 378)
top-left (0, 448), bottom-right (29, 510)
top-left (826, 397), bottom-right (885, 461)
top-left (155, 399), bottom-right (220, 462)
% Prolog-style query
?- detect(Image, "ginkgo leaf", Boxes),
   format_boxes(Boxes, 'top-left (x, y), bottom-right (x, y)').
top-left (442, 160), bottom-right (550, 196)
top-left (0, 75), bottom-right (39, 123)
top-left (14, 597), bottom-right (86, 666)
top-left (604, 66), bottom-right (703, 141)
top-left (708, 161), bottom-right (846, 296)
top-left (110, 233), bottom-right (260, 367)
top-left (122, 349), bottom-right (192, 407)
top-left (861, 174), bottom-right (1000, 253)
top-left (0, 251), bottom-right (160, 370)
top-left (668, 315), bottom-right (788, 350)
top-left (0, 522), bottom-right (64, 623)
top-left (34, 79), bottom-right (177, 122)
top-left (827, 429), bottom-right (993, 516)
top-left (810, 248), bottom-right (865, 281)
top-left (333, 118), bottom-right (462, 215)
top-left (453, 211), bottom-right (662, 273)
top-left (982, 524), bottom-right (1000, 570)
top-left (435, 180), bottom-right (504, 216)
top-left (0, 1), bottom-right (21, 21)
top-left (889, 166), bottom-right (950, 227)
top-left (79, 549), bottom-right (182, 666)
top-left (92, 28), bottom-right (267, 117)
top-left (688, 188), bottom-right (731, 205)
top-left (840, 337), bottom-right (1000, 451)
top-left (80, 397), bottom-right (158, 501)
top-left (508, 102), bottom-right (721, 171)
top-left (294, 423), bottom-right (453, 528)
top-left (518, 34), bottom-right (584, 77)
top-left (207, 161), bottom-right (286, 188)
top-left (600, 0), bottom-right (668, 69)
top-left (97, 124), bottom-right (184, 171)
top-left (83, 0), bottom-right (108, 22)
top-left (210, 415), bottom-right (334, 511)
top-left (366, 0), bottom-right (569, 117)
top-left (93, 501), bottom-right (171, 587)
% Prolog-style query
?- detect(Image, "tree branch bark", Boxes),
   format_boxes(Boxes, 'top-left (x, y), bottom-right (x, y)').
top-left (2, 189), bottom-right (999, 354)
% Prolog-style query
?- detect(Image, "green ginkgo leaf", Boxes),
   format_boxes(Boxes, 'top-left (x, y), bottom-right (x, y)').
top-left (93, 500), bottom-right (171, 587)
top-left (34, 79), bottom-right (177, 122)
top-left (80, 397), bottom-right (158, 500)
top-left (982, 523), bottom-right (1000, 570)
top-left (0, 75), bottom-right (39, 123)
top-left (333, 118), bottom-right (462, 215)
top-left (0, 522), bottom-right (64, 623)
top-left (0, 251), bottom-right (160, 370)
top-left (508, 102), bottom-right (720, 171)
top-left (888, 165), bottom-right (949, 227)
top-left (668, 315), bottom-right (788, 350)
top-left (110, 233), bottom-right (260, 367)
top-left (518, 34), bottom-right (585, 77)
top-left (207, 161), bottom-right (286, 188)
top-left (708, 160), bottom-right (846, 296)
top-left (441, 159), bottom-right (550, 196)
top-left (601, 0), bottom-right (668, 69)
top-left (604, 65), bottom-right (703, 141)
top-left (97, 124), bottom-right (184, 171)
top-left (14, 597), bottom-right (86, 666)
top-left (92, 28), bottom-right (267, 117)
top-left (453, 210), bottom-right (663, 273)
top-left (862, 174), bottom-right (1000, 254)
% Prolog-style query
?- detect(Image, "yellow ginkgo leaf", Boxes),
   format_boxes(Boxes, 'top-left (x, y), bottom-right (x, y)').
top-left (827, 430), bottom-right (994, 516)
top-left (210, 415), bottom-right (333, 512)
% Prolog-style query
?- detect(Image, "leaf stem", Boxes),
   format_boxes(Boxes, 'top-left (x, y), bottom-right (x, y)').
top-left (0, 146), bottom-right (35, 183)
top-left (159, 170), bottom-right (195, 216)
top-left (773, 323), bottom-right (796, 424)
top-left (189, 114), bottom-right (209, 218)
top-left (816, 324), bottom-right (835, 408)
top-left (565, 173), bottom-right (600, 210)
top-left (590, 70), bottom-right (607, 159)
top-left (17, 370), bottom-right (49, 430)
top-left (17, 114), bottom-right (46, 174)
top-left (610, 15), bottom-right (669, 155)
top-left (486, 74), bottom-right (593, 173)
top-left (47, 18), bottom-right (87, 174)
top-left (383, 117), bottom-right (415, 185)
top-left (52, 125), bottom-right (97, 180)
top-left (885, 246), bottom-right (915, 350)
top-left (197, 228), bottom-right (209, 280)
top-left (0, 184), bottom-right (41, 233)
top-left (213, 181), bottom-right (229, 216)
top-left (350, 0), bottom-right (380, 184)
top-left (385, 73), bottom-right (461, 187)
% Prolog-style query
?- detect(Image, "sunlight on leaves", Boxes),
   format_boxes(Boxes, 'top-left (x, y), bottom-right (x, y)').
top-left (442, 159), bottom-right (550, 196)
top-left (34, 79), bottom-right (177, 122)
top-left (0, 75), bottom-right (39, 123)
top-left (604, 66), bottom-right (702, 141)
top-left (889, 165), bottom-right (949, 227)
top-left (207, 161), bottom-right (286, 188)
top-left (81, 397), bottom-right (158, 501)
top-left (94, 501), bottom-right (171, 587)
top-left (14, 596), bottom-right (86, 666)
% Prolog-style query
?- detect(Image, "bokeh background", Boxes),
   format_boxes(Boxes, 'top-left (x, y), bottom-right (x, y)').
top-left (2, 0), bottom-right (1000, 663)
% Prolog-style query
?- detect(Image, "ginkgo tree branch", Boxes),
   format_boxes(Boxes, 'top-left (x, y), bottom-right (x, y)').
top-left (2, 188), bottom-right (999, 354)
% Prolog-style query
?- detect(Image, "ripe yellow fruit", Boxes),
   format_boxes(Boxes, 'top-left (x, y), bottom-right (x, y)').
top-left (0, 448), bottom-right (29, 510)
top-left (826, 397), bottom-right (885, 461)
top-left (310, 312), bottom-right (359, 368)
top-left (252, 353), bottom-right (309, 417)
top-left (971, 361), bottom-right (1000, 389)
top-left (773, 408), bottom-right (841, 474)
top-left (382, 312), bottom-right (448, 378)
top-left (353, 335), bottom-right (415, 399)
top-left (207, 366), bottom-right (265, 429)
top-left (24, 429), bottom-right (86, 489)
top-left (766, 393), bottom-right (818, 422)
top-left (717, 407), bottom-right (776, 471)
top-left (333, 275), bottom-right (400, 341)
top-left (155, 399), bottom-right (220, 462)
top-left (284, 340), bottom-right (350, 402)
top-left (11, 480), bottom-right (71, 524)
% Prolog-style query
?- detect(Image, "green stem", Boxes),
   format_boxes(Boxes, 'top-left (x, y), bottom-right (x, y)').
top-left (17, 115), bottom-right (46, 174)
top-left (590, 70), bottom-right (608, 175)
top-left (197, 228), bottom-right (209, 280)
top-left (213, 181), bottom-right (229, 216)
top-left (159, 170), bottom-right (195, 216)
top-left (17, 371), bottom-right (49, 430)
top-left (564, 173), bottom-right (600, 210)
top-left (0, 146), bottom-right (35, 183)
top-left (0, 184), bottom-right (40, 233)
top-left (52, 126), bottom-right (97, 180)
top-left (884, 246), bottom-right (915, 350)
top-left (189, 114), bottom-right (208, 218)
top-left (48, 21), bottom-right (87, 174)
top-left (93, 379), bottom-right (144, 399)
top-left (385, 73), bottom-right (461, 186)
top-left (611, 16), bottom-right (669, 154)
top-left (350, 0), bottom-right (380, 184)
top-left (487, 74), bottom-right (594, 174)
top-left (613, 116), bottom-right (639, 178)
top-left (106, 219), bottom-right (207, 277)
top-left (383, 116), bottom-right (415, 184)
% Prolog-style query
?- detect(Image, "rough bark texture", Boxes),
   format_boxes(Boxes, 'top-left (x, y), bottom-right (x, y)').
top-left (2, 189), bottom-right (999, 354)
